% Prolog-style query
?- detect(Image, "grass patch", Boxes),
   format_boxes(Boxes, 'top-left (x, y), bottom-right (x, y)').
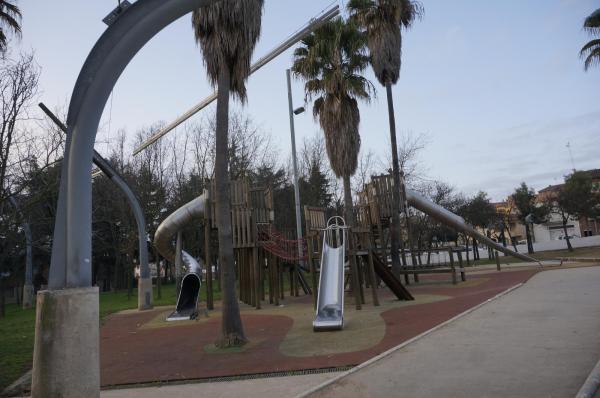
top-left (0, 281), bottom-right (221, 392)
top-left (0, 303), bottom-right (36, 393)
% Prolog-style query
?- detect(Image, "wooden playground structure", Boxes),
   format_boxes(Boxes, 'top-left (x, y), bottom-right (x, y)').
top-left (181, 173), bottom-right (486, 313)
top-left (200, 179), bottom-right (312, 310)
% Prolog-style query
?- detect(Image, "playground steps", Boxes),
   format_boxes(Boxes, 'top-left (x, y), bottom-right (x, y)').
top-left (370, 251), bottom-right (414, 301)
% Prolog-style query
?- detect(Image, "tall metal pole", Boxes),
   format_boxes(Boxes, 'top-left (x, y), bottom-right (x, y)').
top-left (286, 69), bottom-right (304, 286)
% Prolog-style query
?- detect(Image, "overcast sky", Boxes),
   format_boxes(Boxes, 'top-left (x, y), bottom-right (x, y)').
top-left (16, 0), bottom-right (600, 201)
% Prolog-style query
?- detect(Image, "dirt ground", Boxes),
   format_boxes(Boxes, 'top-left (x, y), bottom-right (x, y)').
top-left (100, 267), bottom-right (540, 387)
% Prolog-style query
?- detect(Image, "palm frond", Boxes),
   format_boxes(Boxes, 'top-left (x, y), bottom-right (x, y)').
top-left (191, 0), bottom-right (264, 102)
top-left (0, 0), bottom-right (22, 53)
top-left (583, 8), bottom-right (600, 36)
top-left (347, 0), bottom-right (423, 85)
top-left (292, 17), bottom-right (372, 179)
top-left (583, 46), bottom-right (600, 71)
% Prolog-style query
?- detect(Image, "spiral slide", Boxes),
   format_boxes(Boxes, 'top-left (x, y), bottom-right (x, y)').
top-left (154, 193), bottom-right (208, 321)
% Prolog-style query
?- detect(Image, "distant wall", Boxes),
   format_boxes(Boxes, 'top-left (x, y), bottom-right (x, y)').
top-left (516, 235), bottom-right (600, 253)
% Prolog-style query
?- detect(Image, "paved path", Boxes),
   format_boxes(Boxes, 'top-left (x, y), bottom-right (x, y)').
top-left (100, 372), bottom-right (340, 398)
top-left (301, 266), bottom-right (600, 397)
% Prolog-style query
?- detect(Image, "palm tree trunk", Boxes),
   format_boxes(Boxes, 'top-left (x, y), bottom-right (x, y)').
top-left (386, 83), bottom-right (406, 277)
top-left (343, 174), bottom-right (361, 310)
top-left (215, 70), bottom-right (247, 347)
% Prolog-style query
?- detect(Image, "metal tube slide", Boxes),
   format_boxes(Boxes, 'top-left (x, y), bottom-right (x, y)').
top-left (405, 189), bottom-right (538, 263)
top-left (313, 217), bottom-right (346, 331)
top-left (154, 192), bottom-right (207, 320)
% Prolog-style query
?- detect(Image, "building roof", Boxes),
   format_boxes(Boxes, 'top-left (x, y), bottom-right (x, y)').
top-left (538, 169), bottom-right (600, 194)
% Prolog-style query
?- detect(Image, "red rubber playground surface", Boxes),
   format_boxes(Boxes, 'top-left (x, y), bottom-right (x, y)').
top-left (99, 268), bottom-right (539, 387)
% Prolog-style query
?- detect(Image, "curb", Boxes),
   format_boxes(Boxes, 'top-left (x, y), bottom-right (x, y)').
top-left (294, 282), bottom-right (525, 398)
top-left (558, 257), bottom-right (600, 263)
top-left (576, 358), bottom-right (600, 398)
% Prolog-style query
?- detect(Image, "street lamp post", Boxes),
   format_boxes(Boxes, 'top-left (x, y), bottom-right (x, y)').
top-left (286, 69), bottom-right (305, 296)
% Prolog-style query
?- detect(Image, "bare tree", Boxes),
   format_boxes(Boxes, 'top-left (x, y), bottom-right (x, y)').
top-left (0, 53), bottom-right (39, 207)
top-left (352, 149), bottom-right (376, 195)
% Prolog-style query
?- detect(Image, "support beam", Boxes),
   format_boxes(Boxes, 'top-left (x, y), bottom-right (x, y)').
top-left (39, 103), bottom-right (153, 310)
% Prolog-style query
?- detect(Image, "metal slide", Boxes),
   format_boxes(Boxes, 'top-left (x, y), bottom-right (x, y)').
top-left (313, 217), bottom-right (347, 331)
top-left (405, 189), bottom-right (538, 263)
top-left (154, 192), bottom-right (208, 321)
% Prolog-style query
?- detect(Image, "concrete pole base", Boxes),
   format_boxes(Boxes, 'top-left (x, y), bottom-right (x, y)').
top-left (22, 284), bottom-right (34, 309)
top-left (31, 287), bottom-right (99, 398)
top-left (137, 277), bottom-right (153, 310)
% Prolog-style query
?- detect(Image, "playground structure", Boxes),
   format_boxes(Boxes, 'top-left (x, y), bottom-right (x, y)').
top-left (356, 173), bottom-right (538, 279)
top-left (153, 178), bottom-right (313, 316)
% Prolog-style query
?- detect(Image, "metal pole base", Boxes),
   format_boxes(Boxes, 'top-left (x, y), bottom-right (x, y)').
top-left (137, 277), bottom-right (154, 311)
top-left (22, 284), bottom-right (34, 309)
top-left (31, 287), bottom-right (99, 398)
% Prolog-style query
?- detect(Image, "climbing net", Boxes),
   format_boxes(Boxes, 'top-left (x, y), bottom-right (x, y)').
top-left (256, 224), bottom-right (308, 262)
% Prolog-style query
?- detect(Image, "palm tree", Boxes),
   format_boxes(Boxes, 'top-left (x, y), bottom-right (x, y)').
top-left (292, 17), bottom-right (374, 309)
top-left (580, 8), bottom-right (600, 71)
top-left (0, 0), bottom-right (21, 54)
top-left (347, 0), bottom-right (423, 277)
top-left (192, 0), bottom-right (264, 348)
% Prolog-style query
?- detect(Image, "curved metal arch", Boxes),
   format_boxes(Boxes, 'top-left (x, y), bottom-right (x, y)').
top-left (49, 0), bottom-right (217, 289)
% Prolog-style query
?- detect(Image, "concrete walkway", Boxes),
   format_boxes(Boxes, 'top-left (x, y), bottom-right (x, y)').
top-left (300, 266), bottom-right (600, 397)
top-left (100, 372), bottom-right (340, 398)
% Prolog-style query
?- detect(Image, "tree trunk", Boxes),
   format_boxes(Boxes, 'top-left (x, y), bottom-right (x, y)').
top-left (343, 174), bottom-right (361, 310)
top-left (562, 219), bottom-right (574, 252)
top-left (525, 224), bottom-right (534, 254)
top-left (500, 228), bottom-right (507, 247)
top-left (465, 236), bottom-right (470, 266)
top-left (0, 276), bottom-right (5, 318)
top-left (386, 83), bottom-right (406, 277)
top-left (215, 70), bottom-right (247, 347)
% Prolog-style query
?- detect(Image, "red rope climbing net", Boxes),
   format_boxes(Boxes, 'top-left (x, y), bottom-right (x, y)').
top-left (256, 224), bottom-right (308, 262)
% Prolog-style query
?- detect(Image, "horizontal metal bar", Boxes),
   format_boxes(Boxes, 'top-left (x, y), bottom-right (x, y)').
top-left (132, 5), bottom-right (340, 156)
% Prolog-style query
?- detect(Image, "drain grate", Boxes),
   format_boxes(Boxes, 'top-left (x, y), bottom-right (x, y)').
top-left (102, 365), bottom-right (357, 391)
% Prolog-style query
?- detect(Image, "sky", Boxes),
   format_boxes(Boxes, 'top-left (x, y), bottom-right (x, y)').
top-left (15, 0), bottom-right (600, 201)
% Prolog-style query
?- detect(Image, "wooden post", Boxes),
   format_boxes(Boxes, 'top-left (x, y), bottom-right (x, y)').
top-left (308, 237), bottom-right (318, 309)
top-left (496, 250), bottom-right (501, 271)
top-left (273, 257), bottom-right (278, 302)
top-left (449, 248), bottom-right (457, 285)
top-left (367, 250), bottom-right (380, 306)
top-left (268, 252), bottom-right (274, 304)
top-left (254, 248), bottom-right (261, 309)
top-left (348, 230), bottom-right (362, 310)
top-left (278, 257), bottom-right (284, 301)
top-left (204, 222), bottom-right (213, 310)
top-left (412, 251), bottom-right (420, 283)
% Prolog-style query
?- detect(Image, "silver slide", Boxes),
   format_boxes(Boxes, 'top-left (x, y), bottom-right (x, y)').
top-left (313, 217), bottom-right (347, 331)
top-left (154, 192), bottom-right (208, 321)
top-left (405, 189), bottom-right (538, 263)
